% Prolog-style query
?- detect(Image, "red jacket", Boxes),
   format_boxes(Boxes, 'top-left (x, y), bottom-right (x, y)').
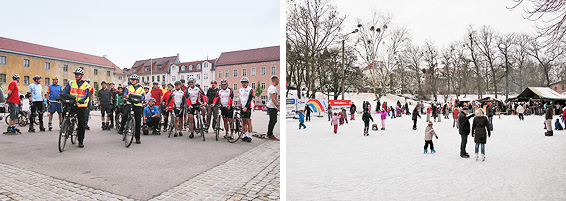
top-left (151, 88), bottom-right (163, 105)
top-left (427, 107), bottom-right (432, 114)
top-left (453, 109), bottom-right (460, 119)
top-left (162, 91), bottom-right (174, 111)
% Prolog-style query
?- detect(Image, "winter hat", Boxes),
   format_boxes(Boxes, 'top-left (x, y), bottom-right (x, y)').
top-left (428, 121), bottom-right (433, 125)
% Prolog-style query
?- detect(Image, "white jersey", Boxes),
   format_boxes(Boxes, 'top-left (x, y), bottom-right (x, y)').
top-left (171, 89), bottom-right (184, 108)
top-left (216, 88), bottom-right (234, 107)
top-left (238, 86), bottom-right (254, 108)
top-left (185, 86), bottom-right (202, 104)
top-left (266, 85), bottom-right (278, 109)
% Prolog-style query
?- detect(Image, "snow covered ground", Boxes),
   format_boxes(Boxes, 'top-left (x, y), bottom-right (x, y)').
top-left (287, 111), bottom-right (566, 200)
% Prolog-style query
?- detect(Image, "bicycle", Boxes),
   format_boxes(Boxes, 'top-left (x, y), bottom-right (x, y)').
top-left (4, 110), bottom-right (33, 127)
top-left (227, 108), bottom-right (243, 143)
top-left (187, 104), bottom-right (206, 141)
top-left (122, 94), bottom-right (143, 148)
top-left (212, 106), bottom-right (224, 141)
top-left (58, 94), bottom-right (78, 152)
top-left (166, 107), bottom-right (177, 138)
top-left (115, 104), bottom-right (125, 132)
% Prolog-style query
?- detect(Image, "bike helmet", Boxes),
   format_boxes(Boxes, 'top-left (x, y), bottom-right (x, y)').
top-left (144, 86), bottom-right (149, 89)
top-left (162, 81), bottom-right (166, 85)
top-left (144, 80), bottom-right (150, 84)
top-left (109, 82), bottom-right (114, 85)
top-left (167, 83), bottom-right (174, 87)
top-left (220, 79), bottom-right (228, 85)
top-left (211, 80), bottom-right (217, 84)
top-left (180, 79), bottom-right (185, 83)
top-left (12, 74), bottom-right (20, 80)
top-left (52, 76), bottom-right (58, 80)
top-left (101, 80), bottom-right (107, 84)
top-left (130, 74), bottom-right (140, 80)
top-left (153, 81), bottom-right (159, 85)
top-left (240, 77), bottom-right (249, 83)
top-left (188, 77), bottom-right (196, 83)
top-left (73, 68), bottom-right (85, 75)
top-left (32, 75), bottom-right (41, 81)
top-left (174, 81), bottom-right (182, 86)
top-left (85, 78), bottom-right (91, 82)
top-left (149, 98), bottom-right (156, 102)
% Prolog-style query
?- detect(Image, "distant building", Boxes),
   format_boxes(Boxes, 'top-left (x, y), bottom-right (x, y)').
top-left (176, 59), bottom-right (216, 92)
top-left (215, 46), bottom-right (279, 105)
top-left (0, 37), bottom-right (125, 91)
top-left (550, 80), bottom-right (566, 94)
top-left (128, 55), bottom-right (179, 84)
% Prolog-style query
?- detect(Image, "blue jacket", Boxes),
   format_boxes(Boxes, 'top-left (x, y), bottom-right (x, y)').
top-left (299, 113), bottom-right (305, 122)
top-left (143, 105), bottom-right (159, 117)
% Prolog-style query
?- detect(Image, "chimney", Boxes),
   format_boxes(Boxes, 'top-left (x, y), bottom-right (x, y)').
top-left (103, 55), bottom-right (107, 58)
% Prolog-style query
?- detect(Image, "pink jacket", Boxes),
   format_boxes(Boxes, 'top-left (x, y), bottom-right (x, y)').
top-left (331, 115), bottom-right (340, 125)
top-left (379, 111), bottom-right (387, 120)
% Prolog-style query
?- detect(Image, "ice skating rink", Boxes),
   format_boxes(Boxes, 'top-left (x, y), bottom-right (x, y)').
top-left (287, 112), bottom-right (566, 200)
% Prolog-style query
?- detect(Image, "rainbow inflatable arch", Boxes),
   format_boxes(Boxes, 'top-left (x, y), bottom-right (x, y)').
top-left (306, 99), bottom-right (326, 113)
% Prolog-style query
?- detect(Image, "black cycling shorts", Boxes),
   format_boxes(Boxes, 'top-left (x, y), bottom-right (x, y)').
top-left (221, 107), bottom-right (234, 119)
top-left (173, 108), bottom-right (183, 117)
top-left (100, 104), bottom-right (112, 117)
top-left (241, 108), bottom-right (252, 119)
top-left (188, 103), bottom-right (202, 115)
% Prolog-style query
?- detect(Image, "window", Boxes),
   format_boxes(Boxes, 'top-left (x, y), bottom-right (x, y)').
top-left (142, 77), bottom-right (144, 82)
top-left (242, 69), bottom-right (247, 76)
top-left (172, 76), bottom-right (176, 82)
top-left (157, 76), bottom-right (160, 82)
top-left (0, 74), bottom-right (6, 83)
top-left (261, 67), bottom-right (266, 75)
top-left (204, 63), bottom-right (208, 68)
top-left (271, 66), bottom-right (276, 75)
top-left (171, 66), bottom-right (175, 71)
top-left (45, 78), bottom-right (50, 86)
top-left (225, 70), bottom-right (228, 77)
top-left (218, 71), bottom-right (222, 78)
top-left (45, 62), bottom-right (51, 70)
top-left (234, 69), bottom-right (238, 77)
top-left (204, 86), bottom-right (208, 91)
top-left (562, 85), bottom-right (565, 90)
top-left (251, 68), bottom-right (256, 76)
top-left (147, 76), bottom-right (149, 82)
top-left (204, 73), bottom-right (208, 79)
top-left (181, 66), bottom-right (185, 71)
top-left (24, 59), bottom-right (30, 68)
top-left (234, 84), bottom-right (238, 90)
top-left (94, 82), bottom-right (98, 89)
top-left (197, 74), bottom-right (200, 80)
top-left (181, 75), bottom-right (184, 80)
top-left (261, 95), bottom-right (267, 104)
top-left (163, 75), bottom-right (166, 82)
top-left (152, 76), bottom-right (155, 82)
top-left (197, 64), bottom-right (201, 69)
top-left (94, 69), bottom-right (98, 75)
top-left (0, 56), bottom-right (5, 65)
top-left (63, 79), bottom-right (68, 86)
top-left (133, 68), bottom-right (137, 73)
top-left (24, 76), bottom-right (30, 85)
top-left (251, 82), bottom-right (256, 89)
top-left (158, 65), bottom-right (162, 70)
top-left (145, 67), bottom-right (149, 72)
top-left (119, 76), bottom-right (123, 80)
top-left (261, 82), bottom-right (266, 89)
top-left (107, 71), bottom-right (111, 76)
top-left (63, 64), bottom-right (68, 71)
top-left (189, 65), bottom-right (193, 70)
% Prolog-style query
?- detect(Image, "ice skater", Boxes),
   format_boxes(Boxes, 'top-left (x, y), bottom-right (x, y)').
top-left (380, 109), bottom-right (387, 130)
top-left (453, 107), bottom-right (460, 128)
top-left (362, 109), bottom-right (373, 136)
top-left (412, 106), bottom-right (421, 130)
top-left (342, 107), bottom-right (348, 124)
top-left (298, 111), bottom-right (306, 129)
top-left (424, 121), bottom-right (438, 154)
top-left (331, 112), bottom-right (340, 134)
top-left (426, 106), bottom-right (431, 122)
top-left (458, 107), bottom-right (475, 158)
top-left (472, 108), bottom-right (491, 161)
top-left (517, 104), bottom-right (525, 121)
top-left (350, 102), bottom-right (356, 120)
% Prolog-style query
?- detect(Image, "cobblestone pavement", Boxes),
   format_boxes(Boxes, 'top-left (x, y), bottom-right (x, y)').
top-left (151, 140), bottom-right (280, 201)
top-left (0, 140), bottom-right (280, 201)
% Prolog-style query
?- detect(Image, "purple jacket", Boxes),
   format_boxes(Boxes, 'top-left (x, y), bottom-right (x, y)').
top-left (379, 111), bottom-right (387, 120)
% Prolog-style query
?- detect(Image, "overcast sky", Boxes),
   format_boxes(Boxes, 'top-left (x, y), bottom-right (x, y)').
top-left (0, 0), bottom-right (279, 69)
top-left (334, 0), bottom-right (537, 48)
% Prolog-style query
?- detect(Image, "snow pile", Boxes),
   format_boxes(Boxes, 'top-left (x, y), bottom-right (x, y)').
top-left (287, 109), bottom-right (566, 200)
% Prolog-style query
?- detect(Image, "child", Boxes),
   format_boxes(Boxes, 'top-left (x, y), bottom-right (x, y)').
top-left (341, 107), bottom-right (348, 124)
top-left (331, 112), bottom-right (340, 134)
top-left (424, 121), bottom-right (438, 154)
top-left (380, 110), bottom-right (387, 130)
top-left (390, 106), bottom-right (396, 119)
top-left (339, 111), bottom-right (344, 125)
top-left (555, 118), bottom-right (563, 130)
top-left (362, 109), bottom-right (374, 136)
top-left (299, 111), bottom-right (306, 129)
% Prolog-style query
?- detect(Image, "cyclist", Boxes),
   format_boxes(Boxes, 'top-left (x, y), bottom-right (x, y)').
top-left (28, 75), bottom-right (45, 132)
top-left (161, 83), bottom-right (174, 132)
top-left (46, 76), bottom-right (63, 130)
top-left (185, 78), bottom-right (207, 138)
top-left (84, 78), bottom-right (93, 130)
top-left (165, 81), bottom-right (185, 137)
top-left (6, 74), bottom-right (21, 133)
top-left (143, 80), bottom-right (150, 88)
top-left (61, 68), bottom-right (91, 148)
top-left (98, 81), bottom-right (113, 130)
top-left (238, 77), bottom-right (254, 142)
top-left (114, 86), bottom-right (125, 131)
top-left (118, 74), bottom-right (145, 145)
top-left (212, 79), bottom-right (234, 138)
top-left (143, 98), bottom-right (160, 134)
top-left (206, 80), bottom-right (220, 130)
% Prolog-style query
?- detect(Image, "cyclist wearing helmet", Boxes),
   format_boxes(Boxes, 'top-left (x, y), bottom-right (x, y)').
top-left (212, 79), bottom-right (234, 138)
top-left (161, 83), bottom-right (174, 132)
top-left (47, 76), bottom-right (63, 131)
top-left (180, 79), bottom-right (187, 91)
top-left (28, 75), bottom-right (45, 132)
top-left (6, 74), bottom-right (21, 133)
top-left (165, 81), bottom-right (186, 136)
top-left (238, 77), bottom-right (254, 142)
top-left (98, 80), bottom-right (113, 130)
top-left (118, 74), bottom-right (145, 144)
top-left (143, 86), bottom-right (151, 105)
top-left (161, 82), bottom-right (167, 95)
top-left (62, 68), bottom-right (92, 148)
top-left (185, 77), bottom-right (207, 138)
top-left (206, 80), bottom-right (220, 130)
top-left (143, 80), bottom-right (150, 87)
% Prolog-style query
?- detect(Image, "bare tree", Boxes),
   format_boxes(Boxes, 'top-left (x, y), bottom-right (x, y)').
top-left (403, 43), bottom-right (424, 98)
top-left (510, 0), bottom-right (566, 45)
top-left (497, 33), bottom-right (516, 100)
top-left (528, 38), bottom-right (565, 86)
top-left (475, 25), bottom-right (500, 98)
top-left (465, 26), bottom-right (483, 98)
top-left (423, 40), bottom-right (439, 101)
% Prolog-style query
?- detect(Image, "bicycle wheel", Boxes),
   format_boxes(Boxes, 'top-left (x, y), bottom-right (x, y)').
top-left (4, 115), bottom-right (8, 125)
top-left (227, 118), bottom-right (241, 143)
top-left (70, 120), bottom-right (76, 144)
top-left (58, 119), bottom-right (69, 152)
top-left (168, 115), bottom-right (175, 138)
top-left (18, 116), bottom-right (26, 127)
top-left (198, 113), bottom-right (205, 141)
top-left (124, 117), bottom-right (134, 147)
top-left (214, 116), bottom-right (220, 141)
top-left (115, 113), bottom-right (122, 131)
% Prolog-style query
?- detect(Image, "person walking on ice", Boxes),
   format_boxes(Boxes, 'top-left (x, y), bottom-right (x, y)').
top-left (298, 111), bottom-right (306, 129)
top-left (362, 109), bottom-right (373, 136)
top-left (379, 109), bottom-right (387, 130)
top-left (472, 108), bottom-right (491, 161)
top-left (412, 106), bottom-right (421, 130)
top-left (424, 121), bottom-right (438, 154)
top-left (350, 102), bottom-right (356, 120)
top-left (331, 112), bottom-right (340, 134)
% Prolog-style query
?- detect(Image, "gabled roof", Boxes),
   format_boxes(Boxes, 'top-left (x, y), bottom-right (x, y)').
top-left (0, 37), bottom-right (121, 72)
top-left (516, 87), bottom-right (566, 100)
top-left (177, 59), bottom-right (216, 73)
top-left (216, 46), bottom-right (279, 66)
top-left (130, 56), bottom-right (178, 75)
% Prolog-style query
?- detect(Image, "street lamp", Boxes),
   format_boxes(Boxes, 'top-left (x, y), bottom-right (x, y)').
top-left (341, 29), bottom-right (358, 100)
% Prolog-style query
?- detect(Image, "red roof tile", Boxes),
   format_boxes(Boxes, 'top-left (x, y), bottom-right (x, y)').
top-left (216, 46), bottom-right (279, 66)
top-left (0, 37), bottom-right (121, 72)
top-left (129, 56), bottom-right (178, 75)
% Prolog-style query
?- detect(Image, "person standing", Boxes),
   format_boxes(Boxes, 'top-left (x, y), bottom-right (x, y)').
top-left (298, 111), bottom-right (306, 129)
top-left (452, 108), bottom-right (460, 128)
top-left (472, 108), bottom-right (491, 161)
top-left (62, 68), bottom-right (91, 148)
top-left (28, 75), bottom-right (45, 132)
top-left (84, 78), bottom-right (93, 130)
top-left (426, 106), bottom-right (431, 122)
top-left (517, 104), bottom-right (525, 121)
top-left (46, 76), bottom-right (63, 130)
top-left (327, 105), bottom-right (333, 122)
top-left (6, 74), bottom-right (21, 133)
top-left (119, 74), bottom-right (145, 144)
top-left (412, 106), bottom-right (421, 130)
top-left (266, 76), bottom-right (280, 140)
top-left (424, 121), bottom-right (438, 154)
top-left (206, 80), bottom-right (220, 130)
top-left (545, 104), bottom-right (554, 136)
top-left (458, 107), bottom-right (475, 158)
top-left (362, 109), bottom-right (373, 136)
top-left (486, 103), bottom-right (494, 131)
top-left (341, 107), bottom-right (348, 124)
top-left (304, 105), bottom-right (312, 122)
top-left (350, 102), bottom-right (356, 120)
top-left (97, 81), bottom-right (113, 130)
top-left (109, 82), bottom-right (117, 128)
top-left (238, 77), bottom-right (255, 142)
